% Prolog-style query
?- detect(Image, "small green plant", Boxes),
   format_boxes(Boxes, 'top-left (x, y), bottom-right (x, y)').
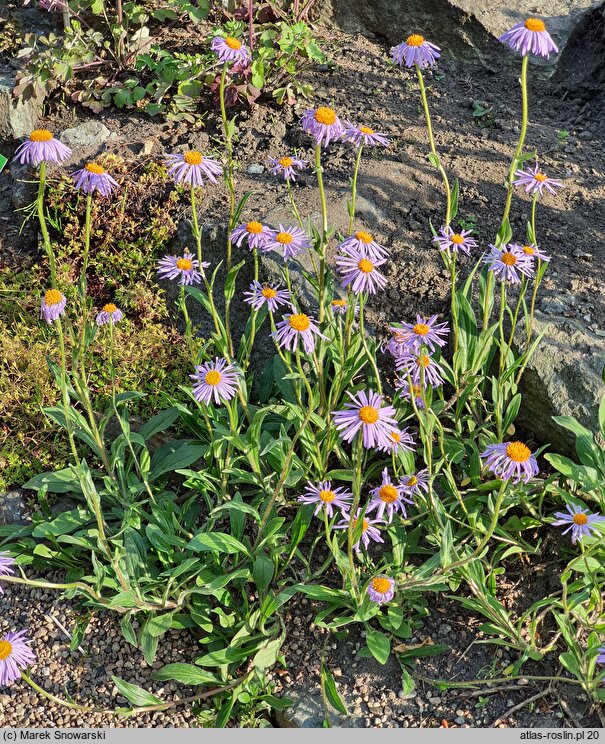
top-left (556, 129), bottom-right (570, 142)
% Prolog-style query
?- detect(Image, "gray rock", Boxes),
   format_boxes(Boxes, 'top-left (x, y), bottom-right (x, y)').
top-left (0, 489), bottom-right (29, 525)
top-left (247, 164), bottom-right (265, 175)
top-left (0, 72), bottom-right (41, 140)
top-left (259, 249), bottom-right (318, 311)
top-left (275, 688), bottom-right (365, 728)
top-left (61, 121), bottom-right (113, 150)
top-left (10, 161), bottom-right (37, 210)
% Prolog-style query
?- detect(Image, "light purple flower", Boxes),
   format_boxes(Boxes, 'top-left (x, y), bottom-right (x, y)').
top-left (480, 441), bottom-right (539, 484)
top-left (39, 0), bottom-right (67, 10)
top-left (330, 298), bottom-right (358, 317)
top-left (95, 302), bottom-right (123, 326)
top-left (300, 106), bottom-right (343, 148)
top-left (597, 646), bottom-right (605, 665)
top-left (367, 575), bottom-right (396, 604)
top-left (211, 35), bottom-right (251, 66)
top-left (378, 426), bottom-right (416, 455)
top-left (71, 162), bottom-right (119, 197)
top-left (14, 129), bottom-right (72, 166)
top-left (268, 155), bottom-right (307, 181)
top-left (337, 231), bottom-right (389, 261)
top-left (400, 469), bottom-right (429, 497)
top-left (40, 289), bottom-right (66, 324)
top-left (273, 312), bottom-right (327, 354)
top-left (341, 122), bottom-right (389, 148)
top-left (266, 225), bottom-right (311, 261)
top-left (499, 18), bottom-right (558, 58)
top-left (231, 221), bottom-right (275, 252)
top-left (191, 358), bottom-right (239, 405)
top-left (0, 553), bottom-right (15, 595)
top-left (0, 630), bottom-right (36, 686)
top-left (513, 163), bottom-right (564, 197)
top-left (395, 379), bottom-right (426, 410)
top-left (367, 468), bottom-right (414, 523)
top-left (164, 151), bottom-right (222, 188)
top-left (484, 243), bottom-right (534, 284)
top-left (518, 243), bottom-right (551, 263)
top-left (243, 281), bottom-right (292, 313)
top-left (391, 34), bottom-right (441, 68)
top-left (157, 251), bottom-right (206, 286)
top-left (332, 389), bottom-right (398, 450)
top-left (391, 315), bottom-right (449, 354)
top-left (395, 352), bottom-right (444, 388)
top-left (552, 503), bottom-right (605, 545)
top-left (297, 480), bottom-right (353, 518)
top-left (333, 509), bottom-right (384, 552)
top-left (335, 247), bottom-right (387, 295)
top-left (432, 226), bottom-right (478, 256)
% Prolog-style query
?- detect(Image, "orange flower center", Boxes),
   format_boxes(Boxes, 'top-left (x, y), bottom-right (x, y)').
top-left (524, 18), bottom-right (546, 32)
top-left (85, 162), bottom-right (105, 175)
top-left (246, 221), bottom-right (263, 234)
top-left (276, 231), bottom-right (293, 245)
top-left (278, 156), bottom-right (293, 167)
top-left (205, 370), bottom-right (222, 386)
top-left (176, 258), bottom-right (193, 271)
top-left (289, 313), bottom-right (310, 332)
top-left (413, 323), bottom-right (430, 336)
top-left (183, 151), bottom-right (203, 166)
top-left (417, 355), bottom-right (431, 368)
top-left (572, 513), bottom-right (588, 526)
top-left (501, 252), bottom-right (517, 266)
top-left (534, 172), bottom-right (548, 182)
top-left (352, 518), bottom-right (369, 533)
top-left (359, 405), bottom-right (379, 424)
top-left (379, 485), bottom-right (399, 503)
top-left (451, 234), bottom-right (464, 244)
top-left (355, 230), bottom-right (373, 243)
top-left (388, 431), bottom-right (401, 443)
top-left (102, 303), bottom-right (117, 313)
top-left (522, 245), bottom-right (535, 255)
top-left (332, 299), bottom-right (347, 307)
top-left (29, 129), bottom-right (53, 142)
top-left (406, 34), bottom-right (425, 47)
top-left (406, 475), bottom-right (418, 487)
top-left (360, 126), bottom-right (374, 135)
top-left (371, 577), bottom-right (392, 594)
top-left (412, 385), bottom-right (421, 396)
top-left (225, 36), bottom-right (242, 50)
top-left (358, 259), bottom-right (374, 274)
top-left (505, 441), bottom-right (531, 463)
top-left (261, 286), bottom-right (277, 299)
top-left (44, 289), bottom-right (63, 306)
top-left (0, 640), bottom-right (12, 661)
top-left (314, 107), bottom-right (337, 125)
top-left (319, 489), bottom-right (336, 503)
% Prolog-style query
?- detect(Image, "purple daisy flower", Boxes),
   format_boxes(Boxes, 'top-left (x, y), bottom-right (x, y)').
top-left (341, 122), bottom-right (389, 148)
top-left (0, 553), bottom-right (15, 595)
top-left (157, 251), bottom-right (206, 286)
top-left (164, 151), bottom-right (223, 188)
top-left (335, 247), bottom-right (387, 295)
top-left (518, 243), bottom-right (551, 263)
top-left (211, 35), bottom-right (251, 66)
top-left (333, 509), bottom-right (384, 552)
top-left (14, 129), bottom-right (72, 166)
top-left (400, 469), bottom-right (429, 497)
top-left (391, 34), bottom-right (441, 68)
top-left (191, 357), bottom-right (239, 405)
top-left (597, 646), bottom-right (605, 664)
top-left (297, 480), bottom-right (353, 518)
top-left (377, 426), bottom-right (416, 454)
top-left (243, 281), bottom-right (292, 313)
top-left (330, 298), bottom-right (359, 317)
top-left (513, 163), bottom-right (564, 197)
top-left (337, 231), bottom-right (389, 261)
top-left (40, 289), bottom-right (66, 324)
top-left (0, 630), bottom-right (36, 686)
top-left (395, 352), bottom-right (444, 388)
top-left (230, 221), bottom-right (275, 252)
top-left (432, 226), bottom-right (478, 256)
top-left (266, 225), bottom-right (311, 261)
top-left (367, 468), bottom-right (414, 523)
top-left (484, 243), bottom-right (535, 284)
top-left (391, 315), bottom-right (449, 354)
top-left (39, 0), bottom-right (68, 10)
top-left (273, 312), bottom-right (327, 354)
top-left (395, 379), bottom-right (426, 410)
top-left (552, 503), bottom-right (605, 545)
top-left (95, 302), bottom-right (123, 326)
top-left (332, 389), bottom-right (398, 450)
top-left (71, 162), bottom-right (119, 197)
top-left (499, 18), bottom-right (558, 58)
top-left (367, 575), bottom-right (396, 605)
top-left (268, 155), bottom-right (307, 181)
top-left (480, 441), bottom-right (539, 484)
top-left (300, 106), bottom-right (344, 148)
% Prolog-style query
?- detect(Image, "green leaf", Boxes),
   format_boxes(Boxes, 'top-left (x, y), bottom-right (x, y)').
top-left (152, 663), bottom-right (220, 686)
top-left (112, 676), bottom-right (163, 707)
top-left (365, 628), bottom-right (391, 665)
top-left (253, 636), bottom-right (282, 671)
top-left (187, 531), bottom-right (249, 556)
top-left (321, 664), bottom-right (348, 715)
top-left (138, 407), bottom-right (180, 441)
top-left (224, 260), bottom-right (246, 303)
top-left (32, 508), bottom-right (91, 538)
top-left (252, 553), bottom-right (274, 594)
top-left (146, 612), bottom-right (175, 638)
top-left (149, 440), bottom-right (204, 480)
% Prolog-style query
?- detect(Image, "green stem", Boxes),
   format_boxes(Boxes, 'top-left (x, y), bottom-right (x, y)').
top-left (37, 161), bottom-right (56, 286)
top-left (348, 145), bottom-right (363, 234)
top-left (57, 319), bottom-right (79, 464)
top-left (219, 61), bottom-right (236, 357)
top-left (315, 145), bottom-right (328, 323)
top-left (359, 294), bottom-right (382, 394)
top-left (449, 252), bottom-right (459, 364)
top-left (190, 186), bottom-right (203, 266)
top-left (79, 193), bottom-right (92, 302)
top-left (180, 284), bottom-right (193, 357)
top-left (346, 439), bottom-right (363, 600)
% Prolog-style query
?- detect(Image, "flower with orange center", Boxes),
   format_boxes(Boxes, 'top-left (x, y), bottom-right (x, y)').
top-left (289, 313), bottom-right (310, 332)
top-left (359, 405), bottom-right (379, 424)
top-left (332, 389), bottom-right (398, 450)
top-left (85, 162), bottom-right (105, 174)
top-left (243, 280), bottom-right (291, 312)
top-left (336, 245), bottom-right (387, 294)
top-left (298, 480), bottom-right (353, 517)
top-left (433, 225), bottom-right (478, 256)
top-left (553, 502), bottom-right (605, 544)
top-left (0, 640), bottom-right (11, 660)
top-left (211, 34), bottom-right (251, 65)
top-left (72, 160), bottom-right (119, 196)
top-left (513, 163), bottom-right (563, 197)
top-left (176, 257), bottom-right (193, 271)
top-left (400, 469), bottom-right (429, 496)
top-left (266, 224), bottom-right (311, 260)
top-left (314, 107), bottom-right (337, 125)
top-left (165, 150), bottom-right (222, 187)
top-left (338, 231), bottom-right (389, 261)
top-left (481, 440), bottom-right (539, 484)
top-left (279, 156), bottom-right (293, 168)
top-left (157, 251), bottom-right (204, 286)
top-left (96, 301), bottom-right (123, 326)
top-left (204, 370), bottom-right (222, 386)
top-left (367, 575), bottom-right (396, 604)
top-left (334, 508), bottom-right (384, 552)
top-left (301, 106), bottom-right (343, 147)
top-left (268, 154), bottom-right (307, 180)
top-left (406, 34), bottom-right (425, 46)
top-left (342, 121), bottom-right (390, 148)
top-left (0, 630), bottom-right (36, 686)
top-left (183, 151), bottom-right (203, 166)
top-left (191, 357), bottom-right (239, 405)
top-left (231, 220), bottom-right (274, 251)
top-left (499, 17), bottom-right (558, 58)
top-left (15, 128), bottom-right (72, 165)
top-left (485, 243), bottom-right (534, 284)
top-left (274, 310), bottom-right (326, 353)
top-left (391, 33), bottom-right (441, 68)
top-left (40, 289), bottom-right (67, 323)
top-left (525, 18), bottom-right (545, 32)
top-left (30, 129), bottom-right (53, 142)
top-left (225, 37), bottom-right (242, 50)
